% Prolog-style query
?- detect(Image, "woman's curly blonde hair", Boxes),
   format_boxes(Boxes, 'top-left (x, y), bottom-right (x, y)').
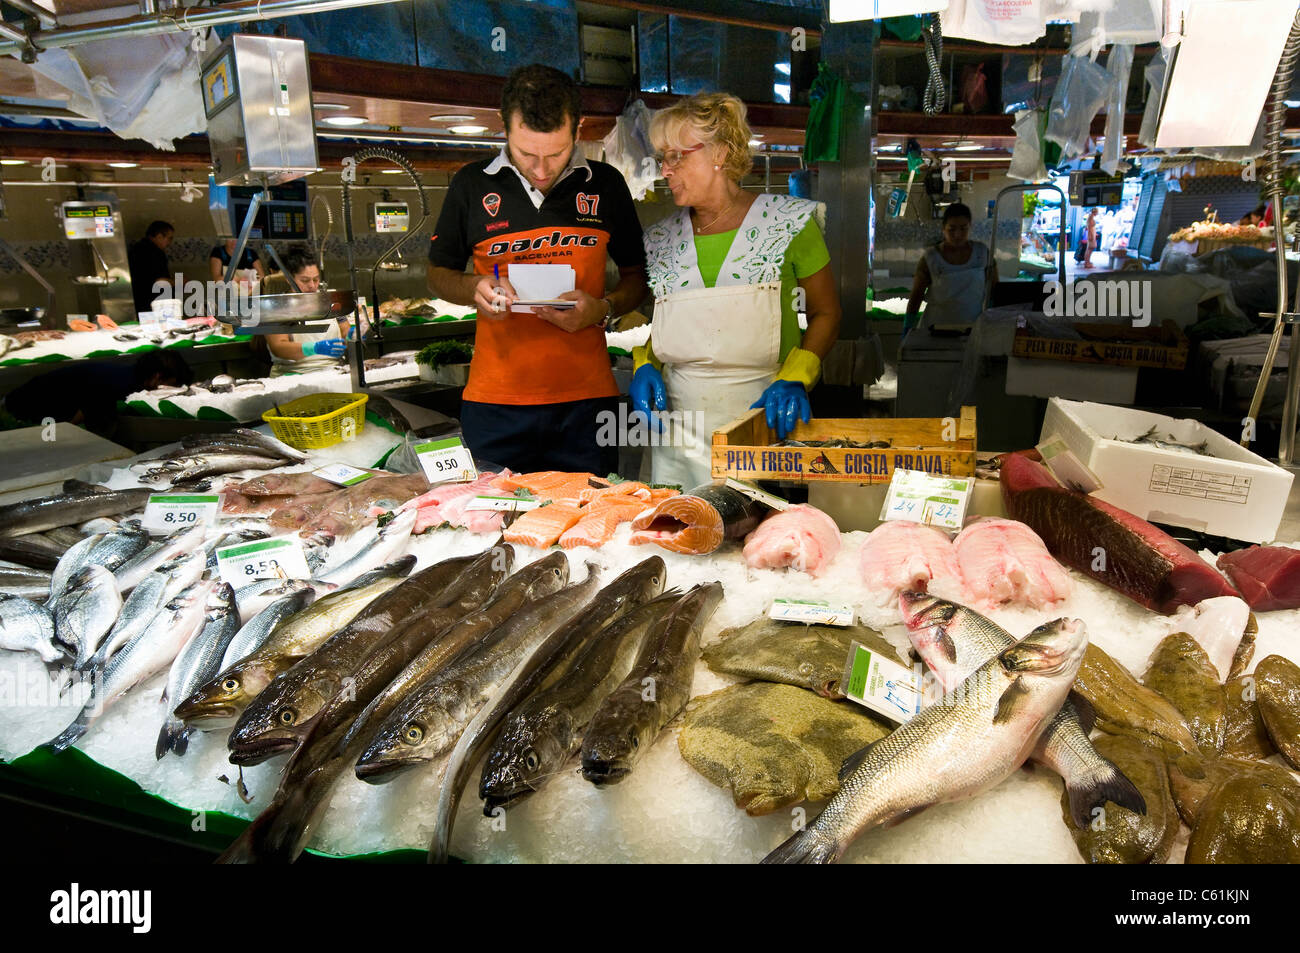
top-left (649, 92), bottom-right (754, 183)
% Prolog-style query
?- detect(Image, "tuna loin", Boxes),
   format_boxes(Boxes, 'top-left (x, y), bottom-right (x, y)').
top-left (1217, 546), bottom-right (1300, 612)
top-left (1000, 453), bottom-right (1238, 614)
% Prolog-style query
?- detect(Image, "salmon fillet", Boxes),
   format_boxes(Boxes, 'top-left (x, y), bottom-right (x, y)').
top-left (559, 497), bottom-right (650, 549)
top-left (503, 503), bottom-right (586, 548)
top-left (578, 481), bottom-right (647, 504)
top-left (629, 495), bottom-right (725, 555)
top-left (491, 471), bottom-right (608, 505)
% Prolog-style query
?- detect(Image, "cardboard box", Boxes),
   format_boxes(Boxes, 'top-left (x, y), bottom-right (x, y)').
top-left (1040, 398), bottom-right (1294, 543)
top-left (712, 407), bottom-right (976, 485)
top-left (1011, 321), bottom-right (1189, 370)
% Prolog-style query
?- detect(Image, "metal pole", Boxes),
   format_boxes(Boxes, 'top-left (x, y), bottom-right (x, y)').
top-left (3, 0), bottom-right (57, 27)
top-left (0, 236), bottom-right (58, 326)
top-left (225, 190), bottom-right (264, 285)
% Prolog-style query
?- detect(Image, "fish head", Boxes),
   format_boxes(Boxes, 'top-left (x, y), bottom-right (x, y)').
top-left (617, 555), bottom-right (668, 602)
top-left (999, 618), bottom-right (1089, 680)
top-left (227, 671), bottom-right (337, 765)
top-left (523, 551), bottom-right (571, 596)
top-left (479, 707), bottom-right (573, 809)
top-left (580, 690), bottom-right (656, 786)
top-left (174, 658), bottom-right (273, 730)
top-left (898, 590), bottom-right (962, 667)
top-left (354, 699), bottom-right (447, 783)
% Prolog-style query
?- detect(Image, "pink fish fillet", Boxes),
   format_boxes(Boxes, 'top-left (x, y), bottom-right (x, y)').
top-left (952, 516), bottom-right (1072, 609)
top-left (858, 520), bottom-right (964, 602)
top-left (742, 504), bottom-right (841, 577)
top-left (440, 491), bottom-right (507, 534)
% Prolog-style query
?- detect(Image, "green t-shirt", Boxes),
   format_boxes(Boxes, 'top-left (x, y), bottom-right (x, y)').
top-left (692, 217), bottom-right (831, 361)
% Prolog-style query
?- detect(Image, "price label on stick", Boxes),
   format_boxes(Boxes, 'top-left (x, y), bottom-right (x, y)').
top-left (879, 469), bottom-right (971, 531)
top-left (141, 494), bottom-right (220, 535)
top-left (463, 495), bottom-right (541, 512)
top-left (216, 536), bottom-right (311, 585)
top-left (842, 641), bottom-right (926, 724)
top-left (769, 598), bottom-right (854, 626)
top-left (313, 463), bottom-right (374, 487)
top-left (414, 436), bottom-right (478, 485)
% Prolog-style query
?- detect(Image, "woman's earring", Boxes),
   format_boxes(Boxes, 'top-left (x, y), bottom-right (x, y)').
top-left (714, 164), bottom-right (721, 170)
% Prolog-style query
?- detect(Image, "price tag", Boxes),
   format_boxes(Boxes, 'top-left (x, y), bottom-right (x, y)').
top-left (879, 469), bottom-right (971, 531)
top-left (313, 463), bottom-right (374, 487)
top-left (1036, 435), bottom-right (1104, 493)
top-left (141, 494), bottom-right (220, 535)
top-left (725, 478), bottom-right (790, 511)
top-left (768, 598), bottom-right (854, 626)
top-left (842, 640), bottom-right (926, 724)
top-left (216, 535), bottom-right (311, 585)
top-left (463, 495), bottom-right (541, 512)
top-left (415, 436), bottom-right (478, 485)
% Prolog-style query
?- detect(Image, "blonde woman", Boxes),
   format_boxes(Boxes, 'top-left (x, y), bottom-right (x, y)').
top-left (632, 92), bottom-right (841, 488)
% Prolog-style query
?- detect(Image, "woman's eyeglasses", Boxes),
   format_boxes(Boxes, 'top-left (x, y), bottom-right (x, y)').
top-left (658, 143), bottom-right (706, 169)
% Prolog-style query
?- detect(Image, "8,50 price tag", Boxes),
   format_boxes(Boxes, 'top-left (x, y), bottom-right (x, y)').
top-left (141, 494), bottom-right (220, 535)
top-left (216, 536), bottom-right (311, 585)
top-left (415, 436), bottom-right (478, 485)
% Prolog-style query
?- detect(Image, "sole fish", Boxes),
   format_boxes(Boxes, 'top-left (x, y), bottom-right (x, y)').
top-left (1142, 633), bottom-right (1227, 756)
top-left (1254, 655), bottom-right (1300, 770)
top-left (1185, 775), bottom-right (1300, 863)
top-left (1072, 641), bottom-right (1200, 757)
top-left (629, 485), bottom-right (764, 556)
top-left (1065, 734), bottom-right (1180, 864)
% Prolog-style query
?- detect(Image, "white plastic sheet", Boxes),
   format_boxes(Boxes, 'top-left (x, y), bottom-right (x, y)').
top-left (28, 32), bottom-right (206, 150)
top-left (1101, 43), bottom-right (1133, 174)
top-left (601, 100), bottom-right (659, 202)
top-left (1045, 54), bottom-right (1115, 160)
top-left (1007, 108), bottom-right (1048, 182)
top-left (1137, 48), bottom-right (1168, 148)
top-left (942, 0), bottom-right (1049, 45)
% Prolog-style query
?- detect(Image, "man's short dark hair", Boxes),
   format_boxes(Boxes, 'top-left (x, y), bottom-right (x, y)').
top-left (500, 64), bottom-right (581, 135)
top-left (146, 220), bottom-right (174, 238)
top-left (281, 242), bottom-right (319, 279)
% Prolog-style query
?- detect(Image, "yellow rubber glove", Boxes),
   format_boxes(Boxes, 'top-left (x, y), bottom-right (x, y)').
top-left (775, 346), bottom-right (821, 390)
top-left (631, 338), bottom-right (663, 372)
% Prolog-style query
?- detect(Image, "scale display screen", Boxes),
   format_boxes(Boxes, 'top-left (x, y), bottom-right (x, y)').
top-left (61, 202), bottom-right (115, 240)
top-left (372, 202), bottom-right (409, 233)
top-left (1068, 171), bottom-right (1125, 208)
top-left (211, 179), bottom-right (310, 241)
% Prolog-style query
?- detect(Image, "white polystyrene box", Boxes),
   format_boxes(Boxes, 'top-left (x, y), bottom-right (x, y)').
top-left (1040, 398), bottom-right (1293, 544)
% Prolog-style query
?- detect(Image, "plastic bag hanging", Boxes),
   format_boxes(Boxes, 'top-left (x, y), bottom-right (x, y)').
top-left (1101, 44), bottom-right (1134, 175)
top-left (805, 63), bottom-right (846, 163)
top-left (1007, 108), bottom-right (1048, 182)
top-left (1045, 54), bottom-right (1115, 160)
top-left (1137, 48), bottom-right (1167, 148)
top-left (601, 100), bottom-right (658, 201)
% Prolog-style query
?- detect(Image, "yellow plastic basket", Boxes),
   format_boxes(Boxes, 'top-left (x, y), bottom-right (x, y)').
top-left (261, 392), bottom-right (368, 450)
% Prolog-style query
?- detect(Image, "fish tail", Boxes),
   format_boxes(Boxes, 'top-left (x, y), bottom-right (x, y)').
top-left (45, 715), bottom-right (90, 754)
top-left (760, 828), bottom-right (839, 865)
top-left (1065, 759), bottom-right (1148, 828)
top-left (155, 719), bottom-right (192, 760)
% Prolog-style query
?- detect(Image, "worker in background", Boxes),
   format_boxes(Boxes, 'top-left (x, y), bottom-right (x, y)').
top-left (427, 64), bottom-right (649, 474)
top-left (905, 202), bottom-right (990, 334)
top-left (0, 351), bottom-right (192, 437)
top-left (1074, 207), bottom-right (1099, 270)
top-left (127, 220), bottom-right (174, 316)
top-left (209, 238), bottom-right (265, 282)
top-left (262, 243), bottom-right (352, 376)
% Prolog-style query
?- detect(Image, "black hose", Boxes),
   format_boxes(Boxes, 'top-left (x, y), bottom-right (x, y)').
top-left (921, 12), bottom-right (945, 116)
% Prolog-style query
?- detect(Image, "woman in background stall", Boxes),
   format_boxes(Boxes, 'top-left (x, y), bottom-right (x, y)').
top-left (904, 202), bottom-right (990, 334)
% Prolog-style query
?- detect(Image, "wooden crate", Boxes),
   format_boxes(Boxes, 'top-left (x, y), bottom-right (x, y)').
top-left (1011, 320), bottom-right (1189, 370)
top-left (711, 407), bottom-right (977, 484)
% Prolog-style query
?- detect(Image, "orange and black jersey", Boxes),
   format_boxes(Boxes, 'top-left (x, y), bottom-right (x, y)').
top-left (428, 155), bottom-right (646, 406)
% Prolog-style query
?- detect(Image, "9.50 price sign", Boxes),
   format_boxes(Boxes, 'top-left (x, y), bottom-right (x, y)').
top-left (141, 494), bottom-right (221, 535)
top-left (216, 535), bottom-right (311, 585)
top-left (414, 436), bottom-right (477, 485)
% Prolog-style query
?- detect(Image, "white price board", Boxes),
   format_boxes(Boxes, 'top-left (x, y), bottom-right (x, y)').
top-left (463, 495), bottom-right (541, 512)
top-left (415, 436), bottom-right (478, 485)
top-left (768, 598), bottom-right (854, 626)
top-left (141, 494), bottom-right (220, 535)
top-left (880, 469), bottom-right (971, 531)
top-left (313, 463), bottom-right (374, 487)
top-left (216, 535), bottom-right (311, 585)
top-left (842, 640), bottom-right (926, 724)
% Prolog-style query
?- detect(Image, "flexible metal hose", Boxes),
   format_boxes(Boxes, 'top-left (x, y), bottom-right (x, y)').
top-left (921, 12), bottom-right (945, 116)
top-left (1243, 8), bottom-right (1300, 461)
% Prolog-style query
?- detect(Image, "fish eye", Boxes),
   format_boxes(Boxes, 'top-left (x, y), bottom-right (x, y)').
top-left (524, 750), bottom-right (540, 771)
top-left (278, 708), bottom-right (296, 725)
top-left (629, 730), bottom-right (639, 749)
top-left (403, 723), bottom-right (423, 745)
top-left (222, 678), bottom-right (239, 692)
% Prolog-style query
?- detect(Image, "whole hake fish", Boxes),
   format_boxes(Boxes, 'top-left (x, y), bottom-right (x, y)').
top-left (174, 559), bottom-right (413, 732)
top-left (0, 487), bottom-right (152, 537)
top-left (900, 591), bottom-right (1145, 826)
top-left (225, 551), bottom-right (482, 765)
top-left (480, 590), bottom-right (681, 812)
top-left (156, 584), bottom-right (240, 758)
top-left (430, 556), bottom-right (667, 862)
top-left (764, 618), bottom-right (1088, 864)
top-left (581, 581), bottom-right (725, 785)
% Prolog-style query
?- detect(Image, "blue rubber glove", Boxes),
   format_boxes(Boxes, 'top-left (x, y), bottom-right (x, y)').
top-left (630, 363), bottom-right (667, 431)
top-left (306, 339), bottom-right (347, 358)
top-left (751, 380), bottom-right (810, 440)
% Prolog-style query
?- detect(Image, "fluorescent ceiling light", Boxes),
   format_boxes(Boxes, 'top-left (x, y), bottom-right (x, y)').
top-left (431, 114), bottom-right (475, 122)
top-left (108, 161), bottom-right (138, 168)
top-left (0, 158), bottom-right (25, 165)
top-left (322, 115), bottom-right (369, 127)
top-left (448, 124), bottom-right (488, 135)
top-left (380, 168), bottom-right (406, 173)
top-left (314, 102), bottom-right (349, 110)
top-left (953, 144), bottom-right (982, 152)
top-left (829, 0), bottom-right (948, 23)
top-left (749, 139), bottom-right (763, 148)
